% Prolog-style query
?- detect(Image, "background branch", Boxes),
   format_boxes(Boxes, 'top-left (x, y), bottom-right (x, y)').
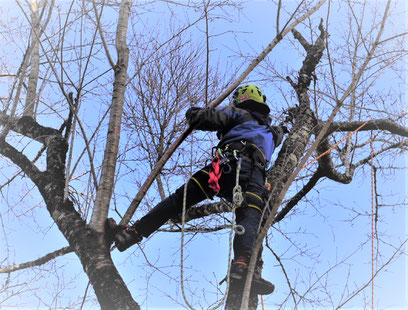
top-left (0, 246), bottom-right (72, 274)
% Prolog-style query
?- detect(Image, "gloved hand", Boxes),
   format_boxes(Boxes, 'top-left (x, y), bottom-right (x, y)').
top-left (185, 107), bottom-right (202, 127)
top-left (271, 125), bottom-right (288, 147)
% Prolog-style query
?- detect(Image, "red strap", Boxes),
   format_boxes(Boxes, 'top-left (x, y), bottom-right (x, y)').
top-left (232, 261), bottom-right (248, 266)
top-left (208, 153), bottom-right (222, 192)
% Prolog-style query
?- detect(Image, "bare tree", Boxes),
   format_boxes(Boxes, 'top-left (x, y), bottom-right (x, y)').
top-left (0, 0), bottom-right (406, 309)
top-left (233, 1), bottom-right (408, 309)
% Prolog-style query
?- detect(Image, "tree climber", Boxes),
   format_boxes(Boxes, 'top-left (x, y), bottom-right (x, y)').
top-left (106, 84), bottom-right (286, 295)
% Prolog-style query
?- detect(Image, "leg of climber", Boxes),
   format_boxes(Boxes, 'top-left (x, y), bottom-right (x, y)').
top-left (108, 167), bottom-right (215, 252)
top-left (230, 207), bottom-right (275, 295)
top-left (228, 161), bottom-right (275, 295)
top-left (229, 206), bottom-right (274, 295)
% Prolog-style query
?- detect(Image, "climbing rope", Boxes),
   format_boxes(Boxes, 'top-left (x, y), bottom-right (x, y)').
top-left (299, 120), bottom-right (376, 310)
top-left (180, 155), bottom-right (245, 309)
top-left (232, 158), bottom-right (244, 207)
top-left (301, 120), bottom-right (376, 310)
top-left (370, 131), bottom-right (375, 310)
top-left (180, 180), bottom-right (196, 310)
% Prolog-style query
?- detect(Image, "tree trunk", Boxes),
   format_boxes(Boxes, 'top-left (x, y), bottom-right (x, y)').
top-left (0, 116), bottom-right (140, 309)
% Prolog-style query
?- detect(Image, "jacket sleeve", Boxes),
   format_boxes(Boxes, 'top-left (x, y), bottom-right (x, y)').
top-left (186, 106), bottom-right (244, 132)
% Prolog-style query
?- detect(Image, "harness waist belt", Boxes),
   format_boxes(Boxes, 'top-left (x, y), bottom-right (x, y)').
top-left (220, 140), bottom-right (266, 170)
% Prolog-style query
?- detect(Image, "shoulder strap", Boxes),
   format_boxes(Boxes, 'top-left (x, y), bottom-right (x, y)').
top-left (248, 111), bottom-right (275, 134)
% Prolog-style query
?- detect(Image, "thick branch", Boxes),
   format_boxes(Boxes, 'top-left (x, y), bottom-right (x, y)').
top-left (23, 0), bottom-right (40, 116)
top-left (274, 170), bottom-right (323, 223)
top-left (329, 119), bottom-right (408, 137)
top-left (0, 114), bottom-right (68, 204)
top-left (171, 201), bottom-right (232, 223)
top-left (292, 28), bottom-right (310, 50)
top-left (316, 118), bottom-right (408, 184)
top-left (316, 135), bottom-right (354, 184)
top-left (90, 0), bottom-right (132, 231)
top-left (0, 114), bottom-right (60, 145)
top-left (290, 19), bottom-right (326, 92)
top-left (0, 137), bottom-right (43, 185)
top-left (272, 135), bottom-right (407, 224)
top-left (0, 246), bottom-right (72, 273)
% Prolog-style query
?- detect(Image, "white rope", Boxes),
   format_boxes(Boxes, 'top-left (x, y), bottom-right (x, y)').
top-left (232, 158), bottom-right (245, 236)
top-left (180, 156), bottom-right (245, 310)
top-left (180, 180), bottom-right (196, 310)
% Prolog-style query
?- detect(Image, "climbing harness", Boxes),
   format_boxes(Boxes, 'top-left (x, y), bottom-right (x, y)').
top-left (208, 145), bottom-right (243, 193)
top-left (208, 153), bottom-right (222, 192)
top-left (208, 148), bottom-right (233, 192)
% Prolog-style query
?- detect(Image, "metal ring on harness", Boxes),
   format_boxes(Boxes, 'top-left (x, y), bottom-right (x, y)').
top-left (222, 163), bottom-right (232, 174)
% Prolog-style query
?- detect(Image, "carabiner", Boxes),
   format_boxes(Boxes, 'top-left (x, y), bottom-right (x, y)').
top-left (222, 163), bottom-right (232, 174)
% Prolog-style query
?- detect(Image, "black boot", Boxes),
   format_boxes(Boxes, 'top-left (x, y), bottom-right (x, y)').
top-left (106, 218), bottom-right (143, 252)
top-left (114, 224), bottom-right (143, 252)
top-left (105, 218), bottom-right (125, 246)
top-left (229, 256), bottom-right (275, 295)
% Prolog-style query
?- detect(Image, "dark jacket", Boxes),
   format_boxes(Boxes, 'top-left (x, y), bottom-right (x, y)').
top-left (186, 106), bottom-right (278, 165)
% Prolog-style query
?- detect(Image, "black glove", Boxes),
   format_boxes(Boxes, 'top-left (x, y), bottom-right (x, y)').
top-left (185, 107), bottom-right (202, 127)
top-left (271, 125), bottom-right (288, 147)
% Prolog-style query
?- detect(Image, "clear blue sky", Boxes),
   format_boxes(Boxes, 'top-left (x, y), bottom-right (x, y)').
top-left (0, 0), bottom-right (406, 309)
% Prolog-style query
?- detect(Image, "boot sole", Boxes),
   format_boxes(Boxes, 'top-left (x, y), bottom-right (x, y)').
top-left (114, 234), bottom-right (132, 252)
top-left (252, 280), bottom-right (275, 295)
top-left (229, 276), bottom-right (275, 295)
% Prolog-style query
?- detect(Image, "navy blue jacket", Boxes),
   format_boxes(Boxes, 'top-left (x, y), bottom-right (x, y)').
top-left (187, 106), bottom-right (277, 165)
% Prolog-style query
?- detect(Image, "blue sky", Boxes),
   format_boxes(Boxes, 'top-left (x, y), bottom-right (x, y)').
top-left (0, 0), bottom-right (407, 309)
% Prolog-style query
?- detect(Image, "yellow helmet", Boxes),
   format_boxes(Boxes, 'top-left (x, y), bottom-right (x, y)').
top-left (232, 84), bottom-right (270, 114)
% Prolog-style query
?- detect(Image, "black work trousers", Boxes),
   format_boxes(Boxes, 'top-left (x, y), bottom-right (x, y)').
top-left (134, 156), bottom-right (266, 259)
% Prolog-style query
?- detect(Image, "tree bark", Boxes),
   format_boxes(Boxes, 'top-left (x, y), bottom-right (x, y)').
top-left (0, 116), bottom-right (140, 309)
top-left (24, 0), bottom-right (40, 117)
top-left (90, 0), bottom-right (132, 232)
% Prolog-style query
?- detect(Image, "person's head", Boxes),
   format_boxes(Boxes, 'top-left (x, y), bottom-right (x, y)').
top-left (232, 84), bottom-right (270, 115)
